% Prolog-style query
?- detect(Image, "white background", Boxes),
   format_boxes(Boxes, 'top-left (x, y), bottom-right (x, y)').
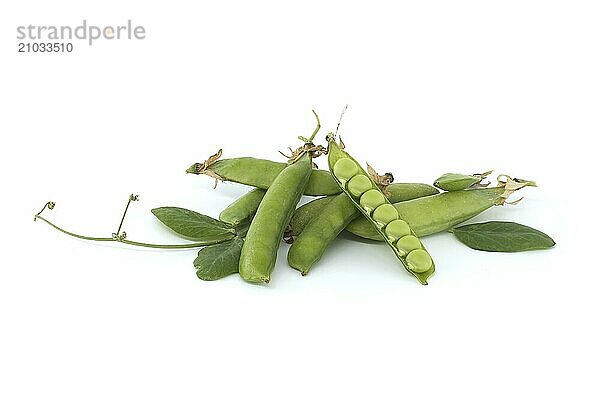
top-left (1, 1), bottom-right (598, 399)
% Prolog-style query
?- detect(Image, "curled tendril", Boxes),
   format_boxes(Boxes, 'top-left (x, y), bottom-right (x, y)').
top-left (112, 232), bottom-right (127, 241)
top-left (34, 201), bottom-right (56, 221)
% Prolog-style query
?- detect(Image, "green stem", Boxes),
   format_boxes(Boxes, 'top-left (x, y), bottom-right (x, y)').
top-left (120, 239), bottom-right (216, 249)
top-left (35, 214), bottom-right (115, 242)
top-left (308, 109), bottom-right (321, 142)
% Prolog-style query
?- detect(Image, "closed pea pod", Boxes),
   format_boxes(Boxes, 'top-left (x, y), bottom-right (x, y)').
top-left (287, 194), bottom-right (358, 275)
top-left (385, 183), bottom-right (439, 203)
top-left (239, 153), bottom-right (312, 283)
top-left (239, 112), bottom-right (323, 283)
top-left (434, 171), bottom-right (492, 192)
top-left (327, 136), bottom-right (435, 284)
top-left (219, 188), bottom-right (266, 226)
top-left (286, 196), bottom-right (335, 240)
top-left (187, 151), bottom-right (340, 196)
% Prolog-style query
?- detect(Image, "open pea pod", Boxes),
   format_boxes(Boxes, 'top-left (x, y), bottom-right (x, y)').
top-left (327, 136), bottom-right (435, 284)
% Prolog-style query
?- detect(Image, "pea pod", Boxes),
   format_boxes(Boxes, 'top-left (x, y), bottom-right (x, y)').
top-left (239, 152), bottom-right (313, 283)
top-left (285, 196), bottom-right (334, 242)
top-left (187, 151), bottom-right (340, 196)
top-left (219, 188), bottom-right (266, 226)
top-left (236, 108), bottom-right (329, 284)
top-left (385, 183), bottom-right (439, 202)
top-left (347, 178), bottom-right (533, 240)
top-left (327, 137), bottom-right (435, 284)
top-left (288, 194), bottom-right (358, 275)
top-left (434, 171), bottom-right (492, 191)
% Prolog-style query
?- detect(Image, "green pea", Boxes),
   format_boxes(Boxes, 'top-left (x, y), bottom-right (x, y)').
top-left (359, 189), bottom-right (386, 213)
top-left (347, 174), bottom-right (372, 197)
top-left (333, 158), bottom-right (359, 182)
top-left (372, 204), bottom-right (399, 227)
top-left (395, 235), bottom-right (421, 256)
top-left (384, 219), bottom-right (411, 241)
top-left (406, 249), bottom-right (433, 273)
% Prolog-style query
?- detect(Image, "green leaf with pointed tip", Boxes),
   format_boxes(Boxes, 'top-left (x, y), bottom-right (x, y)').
top-left (452, 221), bottom-right (555, 252)
top-left (194, 237), bottom-right (244, 281)
top-left (152, 207), bottom-right (235, 244)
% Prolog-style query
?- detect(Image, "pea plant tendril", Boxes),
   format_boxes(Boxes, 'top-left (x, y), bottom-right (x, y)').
top-left (34, 195), bottom-right (216, 249)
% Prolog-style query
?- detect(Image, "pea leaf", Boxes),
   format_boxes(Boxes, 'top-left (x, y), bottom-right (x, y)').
top-left (194, 237), bottom-right (243, 281)
top-left (452, 221), bottom-right (555, 252)
top-left (152, 207), bottom-right (235, 243)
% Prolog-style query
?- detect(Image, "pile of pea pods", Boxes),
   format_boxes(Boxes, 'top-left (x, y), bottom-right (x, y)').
top-left (35, 114), bottom-right (554, 285)
top-left (181, 128), bottom-right (553, 285)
